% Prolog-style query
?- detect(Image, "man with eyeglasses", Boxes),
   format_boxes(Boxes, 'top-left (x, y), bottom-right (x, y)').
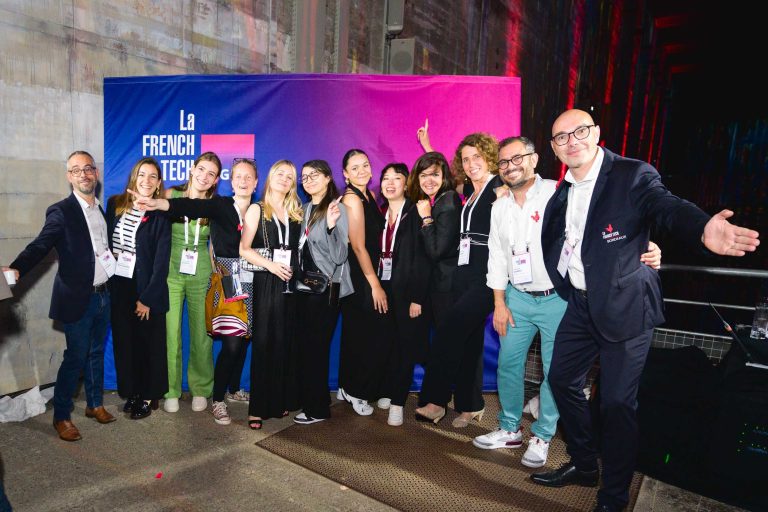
top-left (533, 109), bottom-right (760, 512)
top-left (3, 151), bottom-right (117, 442)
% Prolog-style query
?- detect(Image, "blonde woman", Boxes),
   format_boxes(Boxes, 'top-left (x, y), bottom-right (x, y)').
top-left (239, 160), bottom-right (303, 429)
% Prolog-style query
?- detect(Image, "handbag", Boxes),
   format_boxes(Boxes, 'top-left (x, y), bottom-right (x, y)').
top-left (294, 268), bottom-right (330, 294)
top-left (239, 202), bottom-right (271, 272)
top-left (205, 261), bottom-right (249, 337)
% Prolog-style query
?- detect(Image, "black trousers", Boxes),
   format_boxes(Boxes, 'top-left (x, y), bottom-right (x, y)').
top-left (418, 279), bottom-right (493, 412)
top-left (212, 335), bottom-right (250, 402)
top-left (549, 290), bottom-right (652, 510)
top-left (110, 276), bottom-right (168, 400)
top-left (296, 290), bottom-right (340, 418)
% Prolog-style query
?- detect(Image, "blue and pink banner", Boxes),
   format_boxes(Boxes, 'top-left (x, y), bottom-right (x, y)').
top-left (103, 73), bottom-right (521, 392)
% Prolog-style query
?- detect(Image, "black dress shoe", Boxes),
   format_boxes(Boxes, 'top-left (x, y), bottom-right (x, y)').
top-left (130, 401), bottom-right (152, 420)
top-left (530, 461), bottom-right (599, 488)
top-left (592, 504), bottom-right (617, 512)
top-left (123, 396), bottom-right (139, 413)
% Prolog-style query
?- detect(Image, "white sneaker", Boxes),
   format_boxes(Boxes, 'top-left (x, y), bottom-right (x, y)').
top-left (293, 412), bottom-right (326, 425)
top-left (336, 388), bottom-right (344, 401)
top-left (163, 398), bottom-right (179, 413)
top-left (191, 396), bottom-right (208, 412)
top-left (338, 389), bottom-right (373, 416)
top-left (387, 405), bottom-right (404, 426)
top-left (377, 398), bottom-right (392, 410)
top-left (212, 401), bottom-right (231, 425)
top-left (225, 389), bottom-right (249, 402)
top-left (472, 427), bottom-right (523, 450)
top-left (521, 436), bottom-right (550, 468)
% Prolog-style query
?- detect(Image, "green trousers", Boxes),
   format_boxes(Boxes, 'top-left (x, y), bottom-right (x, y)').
top-left (165, 271), bottom-right (213, 398)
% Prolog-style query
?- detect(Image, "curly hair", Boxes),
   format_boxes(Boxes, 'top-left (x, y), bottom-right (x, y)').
top-left (451, 132), bottom-right (499, 185)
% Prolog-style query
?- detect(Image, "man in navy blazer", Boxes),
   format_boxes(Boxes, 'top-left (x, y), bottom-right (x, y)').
top-left (4, 151), bottom-right (117, 442)
top-left (532, 109), bottom-right (760, 512)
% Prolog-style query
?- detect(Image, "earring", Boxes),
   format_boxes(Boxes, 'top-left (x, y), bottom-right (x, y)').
top-left (345, 178), bottom-right (350, 185)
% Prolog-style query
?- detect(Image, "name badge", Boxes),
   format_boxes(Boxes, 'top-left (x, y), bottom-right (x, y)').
top-left (179, 249), bottom-right (198, 275)
top-left (512, 251), bottom-right (533, 285)
top-left (557, 242), bottom-right (574, 278)
top-left (458, 238), bottom-right (471, 266)
top-left (273, 248), bottom-right (292, 266)
top-left (239, 268), bottom-right (254, 284)
top-left (115, 251), bottom-right (136, 278)
top-left (380, 256), bottom-right (393, 281)
top-left (98, 250), bottom-right (117, 277)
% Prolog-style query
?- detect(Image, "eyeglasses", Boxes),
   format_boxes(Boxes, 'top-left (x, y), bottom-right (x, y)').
top-left (67, 166), bottom-right (97, 177)
top-left (232, 157), bottom-right (256, 168)
top-left (551, 125), bottom-right (595, 146)
top-left (497, 152), bottom-right (534, 170)
top-left (301, 172), bottom-right (322, 184)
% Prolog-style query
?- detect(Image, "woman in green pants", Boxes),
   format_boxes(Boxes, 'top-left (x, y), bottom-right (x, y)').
top-left (163, 152), bottom-right (221, 413)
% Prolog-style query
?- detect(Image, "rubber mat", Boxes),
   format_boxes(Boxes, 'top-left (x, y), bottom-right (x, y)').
top-left (256, 394), bottom-right (642, 512)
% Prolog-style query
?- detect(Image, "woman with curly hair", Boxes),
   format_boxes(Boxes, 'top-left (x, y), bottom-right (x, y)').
top-left (415, 133), bottom-right (502, 427)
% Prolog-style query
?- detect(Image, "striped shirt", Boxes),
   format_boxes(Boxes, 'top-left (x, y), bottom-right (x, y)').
top-left (112, 207), bottom-right (143, 255)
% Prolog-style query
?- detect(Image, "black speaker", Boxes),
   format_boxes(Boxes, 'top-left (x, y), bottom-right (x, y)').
top-left (386, 0), bottom-right (405, 35)
top-left (388, 38), bottom-right (414, 75)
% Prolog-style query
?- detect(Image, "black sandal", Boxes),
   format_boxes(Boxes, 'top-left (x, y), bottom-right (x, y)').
top-left (248, 418), bottom-right (263, 430)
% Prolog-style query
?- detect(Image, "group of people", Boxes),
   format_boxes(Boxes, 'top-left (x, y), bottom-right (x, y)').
top-left (5, 108), bottom-right (759, 512)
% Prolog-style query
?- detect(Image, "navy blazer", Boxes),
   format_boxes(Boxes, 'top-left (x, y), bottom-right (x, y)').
top-left (541, 148), bottom-right (710, 342)
top-left (11, 193), bottom-right (104, 323)
top-left (420, 190), bottom-right (461, 294)
top-left (106, 197), bottom-right (171, 314)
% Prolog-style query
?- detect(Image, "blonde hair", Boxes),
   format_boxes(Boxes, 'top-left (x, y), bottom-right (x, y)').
top-left (114, 158), bottom-right (164, 216)
top-left (260, 160), bottom-right (303, 222)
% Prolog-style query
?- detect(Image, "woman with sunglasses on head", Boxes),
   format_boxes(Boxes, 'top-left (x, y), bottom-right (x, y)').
top-left (162, 152), bottom-right (221, 415)
top-left (414, 133), bottom-right (502, 428)
top-left (376, 163), bottom-right (431, 427)
top-left (107, 157), bottom-right (171, 419)
top-left (338, 149), bottom-right (391, 416)
top-left (131, 157), bottom-right (258, 426)
top-left (292, 160), bottom-right (353, 425)
top-left (240, 160), bottom-right (303, 430)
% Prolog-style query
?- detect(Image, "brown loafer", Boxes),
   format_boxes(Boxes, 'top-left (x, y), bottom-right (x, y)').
top-left (53, 419), bottom-right (82, 442)
top-left (85, 406), bottom-right (116, 424)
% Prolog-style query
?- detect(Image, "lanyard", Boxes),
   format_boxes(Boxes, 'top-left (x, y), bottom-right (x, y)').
top-left (299, 205), bottom-right (312, 250)
top-left (272, 210), bottom-right (290, 248)
top-left (233, 201), bottom-right (243, 229)
top-left (512, 209), bottom-right (537, 255)
top-left (183, 216), bottom-right (201, 250)
top-left (460, 175), bottom-right (493, 235)
top-left (381, 202), bottom-right (404, 255)
top-left (565, 185), bottom-right (584, 247)
top-left (119, 211), bottom-right (142, 251)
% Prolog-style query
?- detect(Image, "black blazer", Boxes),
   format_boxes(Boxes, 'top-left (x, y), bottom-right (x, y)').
top-left (11, 193), bottom-right (103, 323)
top-left (106, 197), bottom-right (171, 313)
top-left (420, 190), bottom-right (461, 293)
top-left (389, 199), bottom-right (431, 307)
top-left (541, 148), bottom-right (710, 342)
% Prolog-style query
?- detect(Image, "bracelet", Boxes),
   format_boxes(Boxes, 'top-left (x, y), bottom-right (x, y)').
top-left (421, 216), bottom-right (433, 221)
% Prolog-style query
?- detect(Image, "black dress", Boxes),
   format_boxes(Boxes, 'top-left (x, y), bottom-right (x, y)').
top-left (248, 212), bottom-right (301, 419)
top-left (339, 186), bottom-right (391, 401)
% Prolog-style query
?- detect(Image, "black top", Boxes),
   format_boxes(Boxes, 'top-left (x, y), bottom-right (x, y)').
top-left (420, 190), bottom-right (462, 294)
top-left (345, 186), bottom-right (384, 309)
top-left (166, 195), bottom-right (248, 258)
top-left (457, 175), bottom-right (501, 278)
top-left (383, 199), bottom-right (431, 306)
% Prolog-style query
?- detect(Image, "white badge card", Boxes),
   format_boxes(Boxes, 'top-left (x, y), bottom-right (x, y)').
top-left (239, 268), bottom-right (254, 284)
top-left (557, 242), bottom-right (574, 278)
top-left (179, 249), bottom-right (199, 275)
top-left (98, 250), bottom-right (117, 277)
top-left (115, 252), bottom-right (136, 278)
top-left (512, 251), bottom-right (533, 285)
top-left (273, 248), bottom-right (292, 267)
top-left (458, 238), bottom-right (471, 266)
top-left (380, 257), bottom-right (393, 281)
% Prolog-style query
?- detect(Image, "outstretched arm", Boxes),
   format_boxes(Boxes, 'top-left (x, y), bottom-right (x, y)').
top-left (701, 209), bottom-right (760, 256)
top-left (417, 118), bottom-right (434, 153)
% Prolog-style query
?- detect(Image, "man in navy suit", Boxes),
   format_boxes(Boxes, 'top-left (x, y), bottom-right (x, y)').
top-left (532, 109), bottom-right (760, 511)
top-left (4, 151), bottom-right (117, 441)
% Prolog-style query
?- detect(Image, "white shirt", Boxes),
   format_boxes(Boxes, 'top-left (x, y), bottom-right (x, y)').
top-left (562, 147), bottom-right (604, 291)
top-left (73, 193), bottom-right (109, 286)
top-left (486, 175), bottom-right (557, 292)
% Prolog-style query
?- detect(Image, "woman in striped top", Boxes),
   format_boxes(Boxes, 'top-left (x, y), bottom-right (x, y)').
top-left (107, 157), bottom-right (171, 420)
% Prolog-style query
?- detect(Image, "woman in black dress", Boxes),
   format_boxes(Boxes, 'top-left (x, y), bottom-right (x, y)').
top-left (239, 160), bottom-right (303, 429)
top-left (107, 157), bottom-right (171, 419)
top-left (415, 133), bottom-right (501, 427)
top-left (338, 149), bottom-right (389, 416)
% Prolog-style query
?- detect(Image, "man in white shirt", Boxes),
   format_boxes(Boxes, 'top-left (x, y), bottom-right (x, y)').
top-left (4, 151), bottom-right (116, 441)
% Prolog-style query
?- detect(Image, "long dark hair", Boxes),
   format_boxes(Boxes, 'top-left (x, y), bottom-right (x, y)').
top-left (302, 160), bottom-right (339, 228)
top-left (408, 151), bottom-right (453, 202)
